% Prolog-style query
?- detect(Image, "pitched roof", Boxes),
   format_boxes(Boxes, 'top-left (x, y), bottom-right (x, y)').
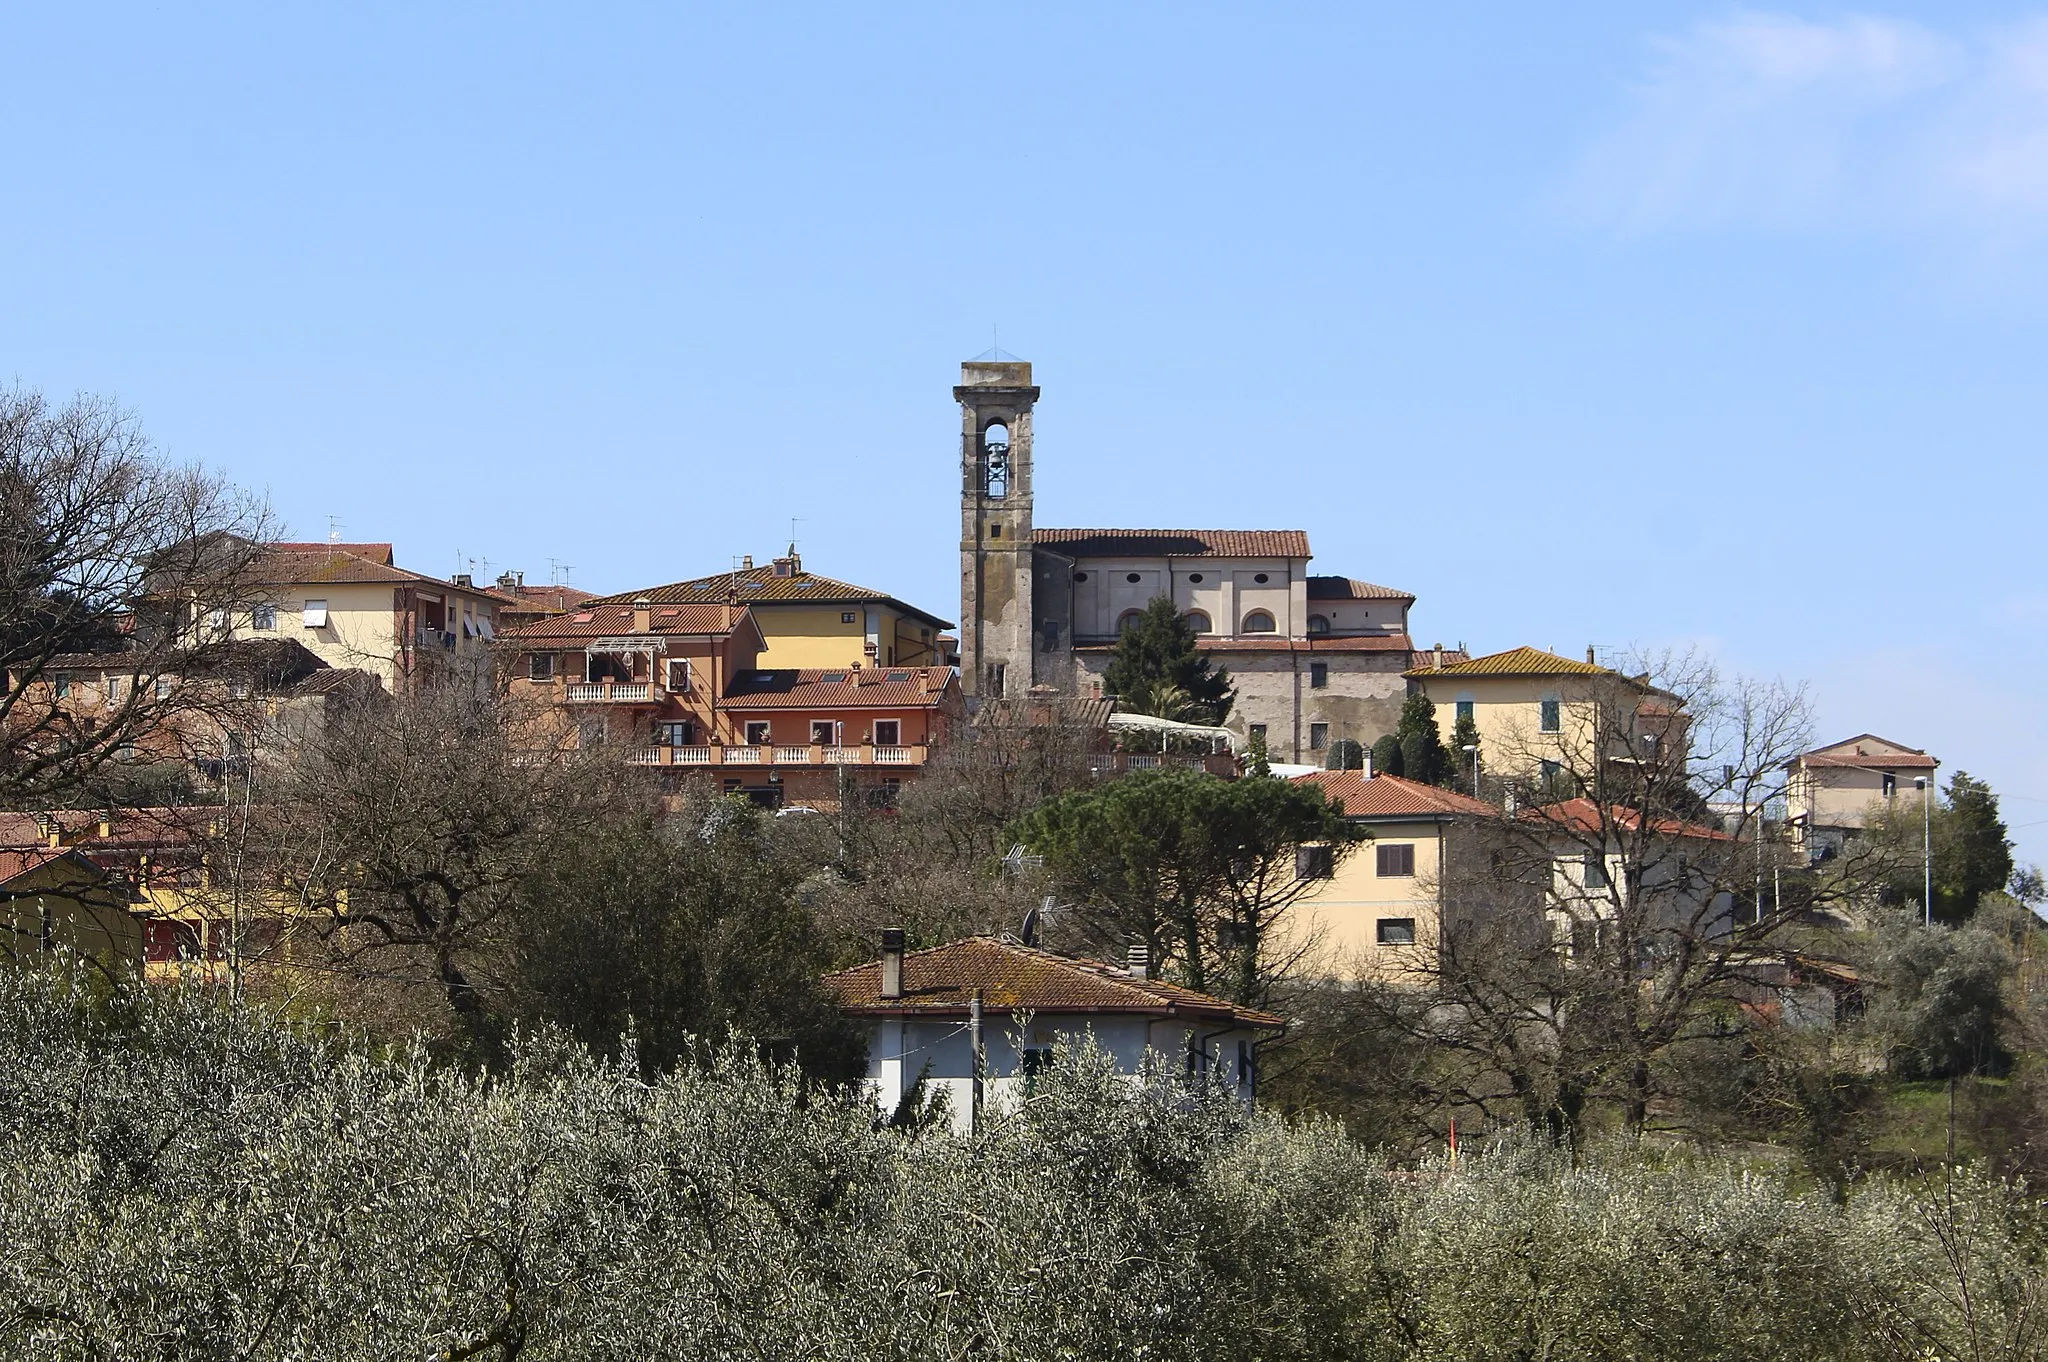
top-left (1528, 797), bottom-right (1733, 842)
top-left (1306, 575), bottom-right (1414, 603)
top-left (0, 846), bottom-right (72, 886)
top-left (268, 542), bottom-right (394, 564)
top-left (499, 602), bottom-right (758, 643)
top-left (823, 937), bottom-right (1284, 1028)
top-left (719, 667), bottom-right (956, 710)
top-left (1291, 771), bottom-right (1496, 818)
top-left (1035, 529), bottom-right (1312, 559)
top-left (1790, 735), bottom-right (1938, 771)
top-left (582, 566), bottom-right (952, 629)
top-left (1406, 645), bottom-right (1610, 679)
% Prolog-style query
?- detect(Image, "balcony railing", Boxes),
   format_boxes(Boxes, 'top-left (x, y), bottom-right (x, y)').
top-left (637, 744), bottom-right (930, 769)
top-left (566, 682), bottom-right (659, 704)
top-left (1088, 753), bottom-right (1239, 777)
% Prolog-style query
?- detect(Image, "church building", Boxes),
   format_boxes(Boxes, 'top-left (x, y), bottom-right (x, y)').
top-left (956, 358), bottom-right (1426, 763)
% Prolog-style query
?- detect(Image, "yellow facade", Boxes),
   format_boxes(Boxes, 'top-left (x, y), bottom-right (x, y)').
top-left (1290, 816), bottom-right (1450, 980)
top-left (1, 853), bottom-right (142, 973)
top-left (750, 603), bottom-right (944, 671)
top-left (1408, 648), bottom-right (1662, 782)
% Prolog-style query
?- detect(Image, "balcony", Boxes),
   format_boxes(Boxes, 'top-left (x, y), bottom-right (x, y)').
top-left (1088, 753), bottom-right (1239, 777)
top-left (638, 744), bottom-right (930, 769)
top-left (566, 682), bottom-right (659, 704)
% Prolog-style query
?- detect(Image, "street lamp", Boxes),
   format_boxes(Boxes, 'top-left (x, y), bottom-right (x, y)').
top-left (1915, 775), bottom-right (1932, 927)
top-left (1462, 744), bottom-right (1480, 798)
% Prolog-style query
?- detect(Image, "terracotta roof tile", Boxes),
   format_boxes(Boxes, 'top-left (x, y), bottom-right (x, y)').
top-left (1799, 753), bottom-right (1939, 771)
top-left (583, 566), bottom-right (952, 629)
top-left (1035, 529), bottom-right (1312, 559)
top-left (823, 937), bottom-right (1284, 1028)
top-left (1292, 771), bottom-right (1496, 818)
top-left (0, 847), bottom-right (71, 885)
top-left (500, 603), bottom-right (755, 642)
top-left (1406, 645), bottom-right (1609, 678)
top-left (1075, 634), bottom-right (1416, 655)
top-left (1306, 575), bottom-right (1414, 602)
top-left (267, 542), bottom-right (394, 564)
top-left (719, 667), bottom-right (957, 710)
top-left (1528, 797), bottom-right (1733, 842)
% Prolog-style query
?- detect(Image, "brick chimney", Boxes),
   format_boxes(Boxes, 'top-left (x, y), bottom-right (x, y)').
top-left (1433, 643), bottom-right (1444, 670)
top-left (632, 597), bottom-right (652, 633)
top-left (1586, 644), bottom-right (1596, 665)
top-left (879, 927), bottom-right (906, 999)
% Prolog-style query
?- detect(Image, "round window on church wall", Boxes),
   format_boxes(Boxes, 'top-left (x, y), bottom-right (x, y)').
top-left (1188, 573), bottom-right (1204, 583)
top-left (1126, 573), bottom-right (1142, 584)
top-left (1073, 572), bottom-right (1088, 582)
top-left (1254, 573), bottom-right (1269, 584)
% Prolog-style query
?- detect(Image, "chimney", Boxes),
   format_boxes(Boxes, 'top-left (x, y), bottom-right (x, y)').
top-left (742, 554), bottom-right (754, 570)
top-left (1362, 749), bottom-right (1373, 779)
top-left (97, 816), bottom-right (112, 840)
top-left (917, 668), bottom-right (931, 695)
top-left (453, 573), bottom-right (473, 589)
top-left (879, 927), bottom-right (906, 999)
top-left (1433, 643), bottom-right (1443, 670)
top-left (1127, 943), bottom-right (1149, 981)
top-left (1586, 644), bottom-right (1596, 665)
top-left (496, 570), bottom-right (523, 590)
top-left (772, 547), bottom-right (800, 577)
top-left (632, 597), bottom-right (652, 633)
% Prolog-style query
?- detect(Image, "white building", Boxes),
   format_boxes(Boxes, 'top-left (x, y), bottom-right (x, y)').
top-left (824, 933), bottom-right (1283, 1134)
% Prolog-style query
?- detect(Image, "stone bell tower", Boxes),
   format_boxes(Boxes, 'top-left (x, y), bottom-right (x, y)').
top-left (957, 358), bottom-right (1039, 700)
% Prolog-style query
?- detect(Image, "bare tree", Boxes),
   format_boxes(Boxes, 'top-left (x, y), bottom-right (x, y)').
top-left (1366, 651), bottom-right (1908, 1140)
top-left (0, 386), bottom-right (272, 809)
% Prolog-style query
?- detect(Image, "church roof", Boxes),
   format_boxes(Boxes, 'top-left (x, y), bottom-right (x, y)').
top-left (1306, 575), bottom-right (1414, 603)
top-left (1034, 528), bottom-right (1312, 559)
top-left (583, 564), bottom-right (952, 629)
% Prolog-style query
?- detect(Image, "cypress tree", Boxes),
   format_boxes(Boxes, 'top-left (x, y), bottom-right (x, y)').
top-left (1102, 597), bottom-right (1234, 724)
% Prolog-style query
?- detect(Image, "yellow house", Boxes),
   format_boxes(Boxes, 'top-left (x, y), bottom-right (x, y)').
top-left (579, 552), bottom-right (952, 671)
top-left (228, 542), bottom-right (511, 691)
top-left (1286, 771), bottom-right (1496, 980)
top-left (1405, 645), bottom-right (1675, 785)
top-left (0, 846), bottom-right (141, 973)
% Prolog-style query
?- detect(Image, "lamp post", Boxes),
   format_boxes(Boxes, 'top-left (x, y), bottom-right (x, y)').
top-left (1915, 775), bottom-right (1932, 927)
top-left (1463, 744), bottom-right (1480, 798)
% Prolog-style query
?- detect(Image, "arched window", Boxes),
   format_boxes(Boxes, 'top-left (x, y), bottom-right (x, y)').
top-left (1307, 614), bottom-right (1330, 635)
top-left (1183, 610), bottom-right (1212, 634)
top-left (1241, 610), bottom-right (1276, 634)
top-left (982, 422), bottom-right (1010, 499)
top-left (1116, 609), bottom-right (1144, 634)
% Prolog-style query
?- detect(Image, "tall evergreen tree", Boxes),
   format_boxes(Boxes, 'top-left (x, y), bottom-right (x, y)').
top-left (1450, 710), bottom-right (1482, 790)
top-left (1394, 691), bottom-right (1454, 787)
top-left (1102, 597), bottom-right (1234, 724)
top-left (1370, 734), bottom-right (1403, 778)
top-left (1936, 772), bottom-right (2015, 922)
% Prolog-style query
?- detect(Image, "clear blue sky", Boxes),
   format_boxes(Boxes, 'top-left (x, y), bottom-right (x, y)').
top-left (5, 4), bottom-right (2044, 870)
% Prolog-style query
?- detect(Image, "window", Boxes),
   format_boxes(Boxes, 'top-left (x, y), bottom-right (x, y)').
top-left (1309, 722), bottom-right (1329, 750)
top-left (659, 721), bottom-right (695, 746)
top-left (1241, 610), bottom-right (1276, 633)
top-left (1073, 572), bottom-right (1088, 582)
top-left (228, 680), bottom-right (251, 700)
top-left (1540, 759), bottom-right (1562, 785)
top-left (1583, 852), bottom-right (1609, 889)
top-left (1539, 699), bottom-right (1561, 733)
top-left (154, 676), bottom-right (173, 700)
top-left (1882, 772), bottom-right (1897, 799)
top-left (528, 653), bottom-right (555, 682)
top-left (1253, 573), bottom-right (1269, 584)
top-left (1376, 918), bottom-right (1417, 946)
top-left (1020, 1047), bottom-right (1053, 1076)
top-left (251, 604), bottom-right (277, 631)
top-left (874, 719), bottom-right (902, 746)
top-left (203, 608), bottom-right (228, 634)
top-left (1307, 614), bottom-right (1330, 636)
top-left (1456, 698), bottom-right (1474, 725)
top-left (53, 674), bottom-right (71, 699)
top-left (144, 920), bottom-right (202, 964)
top-left (1040, 621), bottom-right (1062, 652)
top-left (666, 658), bottom-right (691, 692)
top-left (983, 422), bottom-right (1010, 497)
top-left (744, 720), bottom-right (771, 745)
top-left (841, 611), bottom-right (858, 624)
top-left (1309, 662), bottom-right (1328, 689)
top-left (1296, 844), bottom-right (1334, 879)
top-left (1248, 723), bottom-right (1267, 743)
top-left (1188, 572), bottom-right (1204, 584)
top-left (987, 662), bottom-right (1006, 696)
top-left (105, 676), bottom-right (123, 703)
top-left (302, 600), bottom-right (329, 628)
top-left (1183, 610), bottom-right (1211, 633)
top-left (990, 524), bottom-right (1002, 538)
top-left (1115, 610), bottom-right (1143, 634)
top-left (1376, 843), bottom-right (1416, 877)
top-left (811, 720), bottom-right (838, 745)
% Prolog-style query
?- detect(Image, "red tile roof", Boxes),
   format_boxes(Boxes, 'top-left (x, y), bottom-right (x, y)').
top-left (1035, 529), bottom-right (1312, 559)
top-left (0, 847), bottom-right (71, 885)
top-left (500, 603), bottom-right (758, 642)
top-left (1306, 575), bottom-right (1414, 602)
top-left (719, 667), bottom-right (957, 710)
top-left (1790, 735), bottom-right (1938, 771)
top-left (1291, 771), bottom-right (1496, 818)
top-left (268, 542), bottom-right (394, 564)
top-left (583, 565), bottom-right (952, 629)
top-left (1527, 797), bottom-right (1733, 842)
top-left (254, 547), bottom-right (506, 599)
top-left (1406, 645), bottom-right (1607, 678)
top-left (823, 936), bottom-right (1284, 1028)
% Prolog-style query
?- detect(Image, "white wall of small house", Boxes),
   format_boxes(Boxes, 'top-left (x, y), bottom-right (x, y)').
top-left (862, 1012), bottom-right (1261, 1135)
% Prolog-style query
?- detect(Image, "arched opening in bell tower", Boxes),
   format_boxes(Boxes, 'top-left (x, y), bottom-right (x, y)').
top-left (982, 421), bottom-right (1011, 499)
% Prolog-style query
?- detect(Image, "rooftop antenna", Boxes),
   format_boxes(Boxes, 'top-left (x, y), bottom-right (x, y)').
top-left (788, 517), bottom-right (803, 557)
top-left (326, 516), bottom-right (343, 545)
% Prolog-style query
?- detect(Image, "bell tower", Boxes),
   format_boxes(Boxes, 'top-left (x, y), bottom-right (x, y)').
top-left (956, 358), bottom-right (1039, 700)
